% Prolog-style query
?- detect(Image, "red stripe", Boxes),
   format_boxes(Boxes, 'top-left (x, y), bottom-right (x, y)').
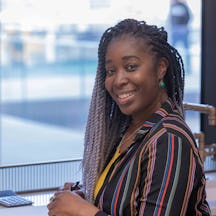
top-left (113, 165), bottom-right (129, 216)
top-left (158, 135), bottom-right (175, 216)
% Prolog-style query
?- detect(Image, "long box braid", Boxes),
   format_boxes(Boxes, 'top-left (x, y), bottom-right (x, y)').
top-left (82, 18), bottom-right (185, 202)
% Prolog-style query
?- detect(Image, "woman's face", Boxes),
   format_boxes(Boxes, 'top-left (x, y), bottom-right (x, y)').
top-left (105, 35), bottom-right (168, 121)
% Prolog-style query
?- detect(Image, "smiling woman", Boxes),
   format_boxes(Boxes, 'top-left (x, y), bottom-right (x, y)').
top-left (0, 0), bottom-right (204, 211)
top-left (104, 35), bottom-right (169, 153)
top-left (104, 35), bottom-right (168, 120)
top-left (47, 19), bottom-right (211, 216)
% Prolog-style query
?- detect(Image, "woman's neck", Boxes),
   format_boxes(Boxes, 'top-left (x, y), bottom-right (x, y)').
top-left (131, 90), bottom-right (168, 125)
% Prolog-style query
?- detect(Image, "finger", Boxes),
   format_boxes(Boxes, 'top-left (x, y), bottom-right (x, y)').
top-left (64, 182), bottom-right (73, 190)
top-left (75, 190), bottom-right (85, 199)
top-left (57, 186), bottom-right (64, 191)
top-left (47, 197), bottom-right (56, 210)
top-left (54, 191), bottom-right (62, 197)
top-left (48, 212), bottom-right (52, 216)
top-left (49, 195), bottom-right (56, 202)
top-left (54, 189), bottom-right (71, 196)
top-left (48, 209), bottom-right (56, 216)
top-left (47, 202), bottom-right (53, 210)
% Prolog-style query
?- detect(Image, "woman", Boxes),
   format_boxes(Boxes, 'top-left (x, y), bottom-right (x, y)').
top-left (48, 19), bottom-right (211, 216)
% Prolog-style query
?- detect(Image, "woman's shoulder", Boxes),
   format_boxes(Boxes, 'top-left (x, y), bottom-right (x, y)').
top-left (142, 113), bottom-right (197, 151)
top-left (153, 114), bottom-right (200, 155)
top-left (160, 113), bottom-right (194, 138)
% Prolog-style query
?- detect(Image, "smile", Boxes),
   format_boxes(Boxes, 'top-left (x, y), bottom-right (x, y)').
top-left (118, 92), bottom-right (135, 99)
top-left (116, 91), bottom-right (135, 104)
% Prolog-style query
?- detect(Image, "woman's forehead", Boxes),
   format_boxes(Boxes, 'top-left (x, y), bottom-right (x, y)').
top-left (109, 34), bottom-right (147, 44)
top-left (106, 35), bottom-right (151, 55)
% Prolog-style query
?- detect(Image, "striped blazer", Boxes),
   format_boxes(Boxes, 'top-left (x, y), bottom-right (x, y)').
top-left (94, 99), bottom-right (211, 216)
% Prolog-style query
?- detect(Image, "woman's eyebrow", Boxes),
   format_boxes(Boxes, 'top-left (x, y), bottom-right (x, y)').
top-left (105, 55), bottom-right (139, 65)
top-left (122, 55), bottom-right (139, 61)
top-left (105, 59), bottom-right (112, 65)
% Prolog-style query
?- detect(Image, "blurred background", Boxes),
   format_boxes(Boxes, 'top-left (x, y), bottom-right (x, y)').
top-left (0, 0), bottom-right (201, 166)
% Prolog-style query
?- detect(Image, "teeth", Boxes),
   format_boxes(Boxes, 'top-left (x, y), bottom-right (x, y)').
top-left (118, 92), bottom-right (134, 99)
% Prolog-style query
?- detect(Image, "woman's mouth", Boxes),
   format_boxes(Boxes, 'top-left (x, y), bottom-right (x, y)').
top-left (116, 91), bottom-right (135, 104)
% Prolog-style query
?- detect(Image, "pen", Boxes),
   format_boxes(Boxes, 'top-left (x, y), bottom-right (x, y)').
top-left (71, 181), bottom-right (80, 191)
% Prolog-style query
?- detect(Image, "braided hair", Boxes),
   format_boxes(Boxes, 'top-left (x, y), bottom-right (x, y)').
top-left (82, 18), bottom-right (185, 202)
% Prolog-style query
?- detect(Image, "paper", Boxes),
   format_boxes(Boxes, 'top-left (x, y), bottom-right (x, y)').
top-left (0, 205), bottom-right (48, 216)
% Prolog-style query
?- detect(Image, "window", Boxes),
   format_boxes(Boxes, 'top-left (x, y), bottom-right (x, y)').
top-left (0, 0), bottom-right (201, 166)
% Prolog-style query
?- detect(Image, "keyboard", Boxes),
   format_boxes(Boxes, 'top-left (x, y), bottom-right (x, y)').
top-left (0, 190), bottom-right (33, 207)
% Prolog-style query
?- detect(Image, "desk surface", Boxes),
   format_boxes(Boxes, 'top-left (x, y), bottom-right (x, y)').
top-left (0, 201), bottom-right (216, 216)
top-left (0, 205), bottom-right (48, 216)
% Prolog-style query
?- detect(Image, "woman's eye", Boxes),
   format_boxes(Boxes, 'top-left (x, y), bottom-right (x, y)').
top-left (126, 64), bottom-right (137, 71)
top-left (106, 68), bottom-right (115, 76)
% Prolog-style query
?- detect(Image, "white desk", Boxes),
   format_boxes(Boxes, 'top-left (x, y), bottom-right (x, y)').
top-left (0, 205), bottom-right (48, 216)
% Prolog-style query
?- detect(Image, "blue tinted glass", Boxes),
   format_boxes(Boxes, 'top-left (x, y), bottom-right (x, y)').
top-left (0, 0), bottom-right (201, 166)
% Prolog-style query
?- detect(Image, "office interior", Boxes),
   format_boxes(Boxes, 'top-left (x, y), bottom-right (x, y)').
top-left (0, 0), bottom-right (216, 214)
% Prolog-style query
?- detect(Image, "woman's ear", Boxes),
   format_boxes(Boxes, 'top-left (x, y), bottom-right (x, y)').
top-left (158, 57), bottom-right (169, 79)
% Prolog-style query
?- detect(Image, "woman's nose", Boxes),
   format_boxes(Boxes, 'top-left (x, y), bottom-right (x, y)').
top-left (113, 70), bottom-right (128, 87)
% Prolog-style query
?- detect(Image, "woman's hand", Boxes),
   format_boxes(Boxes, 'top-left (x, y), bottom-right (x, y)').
top-left (47, 190), bottom-right (99, 216)
top-left (58, 181), bottom-right (80, 191)
top-left (57, 181), bottom-right (85, 199)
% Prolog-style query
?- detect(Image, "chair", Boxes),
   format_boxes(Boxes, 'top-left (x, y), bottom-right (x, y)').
top-left (183, 102), bottom-right (216, 162)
